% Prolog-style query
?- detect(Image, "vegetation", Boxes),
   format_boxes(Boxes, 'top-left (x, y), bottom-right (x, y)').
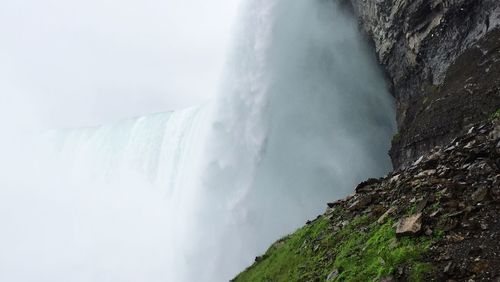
top-left (490, 108), bottom-right (500, 120)
top-left (233, 215), bottom-right (433, 282)
top-left (392, 133), bottom-right (401, 143)
top-left (424, 84), bottom-right (441, 96)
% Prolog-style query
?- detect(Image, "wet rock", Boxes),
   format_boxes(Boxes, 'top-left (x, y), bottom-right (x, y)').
top-left (425, 228), bottom-right (433, 236)
top-left (444, 262), bottom-right (453, 274)
top-left (377, 207), bottom-right (396, 224)
top-left (389, 174), bottom-right (401, 184)
top-left (446, 234), bottom-right (465, 243)
top-left (416, 170), bottom-right (436, 178)
top-left (430, 208), bottom-right (443, 218)
top-left (438, 218), bottom-right (459, 232)
top-left (351, 0), bottom-right (500, 168)
top-left (444, 200), bottom-right (460, 209)
top-left (396, 213), bottom-right (422, 235)
top-left (413, 156), bottom-right (425, 166)
top-left (370, 205), bottom-right (387, 218)
top-left (490, 123), bottom-right (500, 140)
top-left (348, 195), bottom-right (373, 211)
top-left (471, 187), bottom-right (488, 203)
top-left (492, 185), bottom-right (500, 202)
top-left (414, 198), bottom-right (428, 213)
top-left (355, 178), bottom-right (381, 193)
top-left (327, 199), bottom-right (344, 208)
top-left (380, 276), bottom-right (395, 282)
top-left (326, 269), bottom-right (339, 281)
top-left (254, 255), bottom-right (266, 262)
top-left (471, 260), bottom-right (490, 274)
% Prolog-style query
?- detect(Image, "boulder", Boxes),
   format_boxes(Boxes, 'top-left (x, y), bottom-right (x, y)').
top-left (396, 213), bottom-right (422, 235)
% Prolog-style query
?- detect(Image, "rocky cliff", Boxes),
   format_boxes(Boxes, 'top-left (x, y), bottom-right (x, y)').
top-left (351, 0), bottom-right (500, 168)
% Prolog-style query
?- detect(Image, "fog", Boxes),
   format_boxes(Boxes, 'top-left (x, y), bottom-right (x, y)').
top-left (0, 0), bottom-right (396, 281)
top-left (0, 0), bottom-right (240, 129)
top-left (0, 1), bottom-right (239, 281)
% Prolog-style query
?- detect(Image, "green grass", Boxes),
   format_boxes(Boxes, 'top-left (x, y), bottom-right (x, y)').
top-left (232, 217), bottom-right (335, 282)
top-left (333, 219), bottom-right (432, 281)
top-left (490, 108), bottom-right (500, 120)
top-left (233, 215), bottom-right (433, 282)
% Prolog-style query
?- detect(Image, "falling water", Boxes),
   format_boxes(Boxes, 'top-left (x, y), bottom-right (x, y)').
top-left (179, 0), bottom-right (396, 280)
top-left (0, 0), bottom-right (395, 281)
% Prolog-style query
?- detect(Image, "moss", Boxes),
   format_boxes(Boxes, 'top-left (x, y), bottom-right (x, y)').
top-left (332, 219), bottom-right (432, 281)
top-left (233, 216), bottom-right (433, 282)
top-left (424, 84), bottom-right (441, 95)
top-left (490, 108), bottom-right (500, 120)
top-left (392, 133), bottom-right (401, 143)
top-left (409, 262), bottom-right (434, 281)
top-left (407, 202), bottom-right (418, 215)
top-left (433, 229), bottom-right (445, 239)
top-left (232, 217), bottom-right (334, 282)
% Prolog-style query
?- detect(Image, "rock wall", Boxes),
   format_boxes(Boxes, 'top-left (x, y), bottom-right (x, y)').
top-left (349, 0), bottom-right (500, 168)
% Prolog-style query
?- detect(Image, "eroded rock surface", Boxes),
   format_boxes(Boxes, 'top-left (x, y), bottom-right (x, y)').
top-left (350, 0), bottom-right (500, 168)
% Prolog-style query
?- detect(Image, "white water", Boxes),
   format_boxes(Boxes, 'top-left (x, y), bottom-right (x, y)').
top-left (0, 0), bottom-right (395, 281)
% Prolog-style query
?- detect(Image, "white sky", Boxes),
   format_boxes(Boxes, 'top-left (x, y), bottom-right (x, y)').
top-left (0, 0), bottom-right (241, 128)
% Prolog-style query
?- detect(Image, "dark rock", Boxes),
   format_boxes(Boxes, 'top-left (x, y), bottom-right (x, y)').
top-left (254, 255), bottom-right (266, 262)
top-left (430, 208), bottom-right (442, 218)
top-left (444, 262), bottom-right (453, 274)
top-left (355, 178), bottom-right (381, 193)
top-left (370, 205), bottom-right (387, 218)
top-left (414, 198), bottom-right (428, 213)
top-left (377, 207), bottom-right (396, 224)
top-left (348, 195), bottom-right (373, 211)
top-left (350, 0), bottom-right (500, 168)
top-left (491, 176), bottom-right (500, 202)
top-left (438, 218), bottom-right (458, 232)
top-left (380, 276), bottom-right (395, 282)
top-left (327, 198), bottom-right (345, 208)
top-left (425, 228), bottom-right (433, 236)
top-left (471, 260), bottom-right (490, 274)
top-left (471, 187), bottom-right (489, 203)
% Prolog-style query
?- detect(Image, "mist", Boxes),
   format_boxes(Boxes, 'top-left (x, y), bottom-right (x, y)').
top-left (0, 0), bottom-right (395, 281)
top-left (0, 0), bottom-right (240, 129)
top-left (0, 0), bottom-right (237, 280)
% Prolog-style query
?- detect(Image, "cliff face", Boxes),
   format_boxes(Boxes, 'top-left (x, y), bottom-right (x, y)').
top-left (350, 0), bottom-right (500, 168)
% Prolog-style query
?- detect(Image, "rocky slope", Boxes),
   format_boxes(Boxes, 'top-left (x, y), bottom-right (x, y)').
top-left (233, 118), bottom-right (500, 281)
top-left (351, 0), bottom-right (500, 168)
top-left (233, 0), bottom-right (500, 281)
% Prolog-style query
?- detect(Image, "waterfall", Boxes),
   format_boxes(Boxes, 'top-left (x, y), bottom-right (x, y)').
top-left (44, 107), bottom-right (209, 190)
top-left (179, 0), bottom-right (396, 280)
top-left (0, 0), bottom-right (395, 281)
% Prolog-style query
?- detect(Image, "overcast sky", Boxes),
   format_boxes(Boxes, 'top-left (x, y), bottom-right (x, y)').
top-left (0, 0), bottom-right (241, 128)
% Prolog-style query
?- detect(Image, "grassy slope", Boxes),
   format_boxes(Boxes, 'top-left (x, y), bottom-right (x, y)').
top-left (233, 214), bottom-right (433, 282)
